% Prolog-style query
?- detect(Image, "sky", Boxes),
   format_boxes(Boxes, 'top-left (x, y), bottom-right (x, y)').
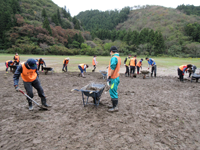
top-left (52, 0), bottom-right (200, 17)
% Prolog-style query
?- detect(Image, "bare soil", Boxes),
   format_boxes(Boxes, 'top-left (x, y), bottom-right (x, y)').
top-left (0, 71), bottom-right (200, 150)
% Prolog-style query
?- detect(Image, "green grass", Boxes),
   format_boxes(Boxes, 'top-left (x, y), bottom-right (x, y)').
top-left (1, 54), bottom-right (200, 72)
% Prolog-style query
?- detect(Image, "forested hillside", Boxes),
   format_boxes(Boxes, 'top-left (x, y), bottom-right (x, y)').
top-left (177, 4), bottom-right (200, 16)
top-left (76, 7), bottom-right (131, 31)
top-left (0, 0), bottom-right (90, 55)
top-left (1, 1), bottom-right (200, 57)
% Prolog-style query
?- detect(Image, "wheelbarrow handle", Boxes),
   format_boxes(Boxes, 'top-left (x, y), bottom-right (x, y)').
top-left (71, 89), bottom-right (94, 94)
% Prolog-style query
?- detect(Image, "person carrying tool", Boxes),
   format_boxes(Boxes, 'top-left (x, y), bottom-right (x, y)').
top-left (5, 60), bottom-right (14, 73)
top-left (13, 58), bottom-right (50, 110)
top-left (124, 54), bottom-right (131, 77)
top-left (189, 65), bottom-right (197, 77)
top-left (38, 58), bottom-right (46, 72)
top-left (78, 64), bottom-right (89, 78)
top-left (107, 46), bottom-right (121, 112)
top-left (62, 58), bottom-right (69, 72)
top-left (92, 55), bottom-right (98, 72)
top-left (130, 55), bottom-right (137, 77)
top-left (146, 57), bottom-right (156, 77)
top-left (136, 58), bottom-right (143, 74)
top-left (177, 64), bottom-right (192, 82)
top-left (13, 53), bottom-right (20, 65)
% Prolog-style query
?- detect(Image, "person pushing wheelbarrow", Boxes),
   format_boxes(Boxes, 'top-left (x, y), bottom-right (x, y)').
top-left (13, 58), bottom-right (50, 110)
top-left (107, 46), bottom-right (121, 112)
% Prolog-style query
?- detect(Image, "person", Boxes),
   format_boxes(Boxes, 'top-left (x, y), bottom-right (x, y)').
top-left (92, 55), bottom-right (98, 72)
top-left (107, 46), bottom-right (121, 112)
top-left (5, 60), bottom-right (14, 72)
top-left (62, 58), bottom-right (69, 72)
top-left (177, 64), bottom-right (192, 82)
top-left (124, 54), bottom-right (131, 77)
top-left (78, 64), bottom-right (89, 78)
top-left (13, 58), bottom-right (50, 110)
top-left (38, 58), bottom-right (46, 72)
top-left (136, 58), bottom-right (143, 74)
top-left (13, 53), bottom-right (20, 65)
top-left (130, 55), bottom-right (137, 77)
top-left (189, 65), bottom-right (197, 77)
top-left (146, 57), bottom-right (156, 77)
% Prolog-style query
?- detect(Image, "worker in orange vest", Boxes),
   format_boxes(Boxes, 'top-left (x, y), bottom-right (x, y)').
top-left (13, 58), bottom-right (50, 110)
top-left (92, 55), bottom-right (98, 72)
top-left (136, 58), bottom-right (143, 74)
top-left (38, 58), bottom-right (46, 72)
top-left (177, 64), bottom-right (192, 82)
top-left (13, 53), bottom-right (20, 65)
top-left (62, 58), bottom-right (69, 72)
top-left (107, 46), bottom-right (121, 112)
top-left (130, 55), bottom-right (137, 77)
top-left (5, 60), bottom-right (14, 72)
top-left (78, 64), bottom-right (89, 77)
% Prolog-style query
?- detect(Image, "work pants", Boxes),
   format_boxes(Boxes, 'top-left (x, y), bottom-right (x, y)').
top-left (109, 77), bottom-right (120, 99)
top-left (151, 65), bottom-right (157, 77)
top-left (125, 66), bottom-right (129, 76)
top-left (177, 68), bottom-right (183, 81)
top-left (130, 66), bottom-right (135, 74)
top-left (38, 63), bottom-right (44, 71)
top-left (23, 77), bottom-right (46, 103)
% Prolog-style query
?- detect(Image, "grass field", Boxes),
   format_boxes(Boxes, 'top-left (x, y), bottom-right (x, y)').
top-left (1, 54), bottom-right (200, 75)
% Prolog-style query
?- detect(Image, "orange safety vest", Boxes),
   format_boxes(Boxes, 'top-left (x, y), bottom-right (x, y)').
top-left (21, 63), bottom-right (37, 82)
top-left (179, 65), bottom-right (187, 72)
top-left (63, 59), bottom-right (69, 65)
top-left (137, 61), bottom-right (142, 67)
top-left (92, 58), bottom-right (96, 65)
top-left (108, 56), bottom-right (121, 79)
top-left (39, 59), bottom-right (44, 64)
top-left (130, 57), bottom-right (136, 66)
top-left (6, 60), bottom-right (14, 66)
top-left (79, 64), bottom-right (85, 69)
top-left (14, 55), bottom-right (20, 63)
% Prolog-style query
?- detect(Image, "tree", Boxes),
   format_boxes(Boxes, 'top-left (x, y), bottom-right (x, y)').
top-left (42, 8), bottom-right (47, 18)
top-left (43, 17), bottom-right (52, 35)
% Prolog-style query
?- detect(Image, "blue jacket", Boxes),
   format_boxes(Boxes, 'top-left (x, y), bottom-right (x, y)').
top-left (148, 58), bottom-right (156, 66)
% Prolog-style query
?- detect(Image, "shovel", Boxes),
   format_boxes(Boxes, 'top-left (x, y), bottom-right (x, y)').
top-left (19, 89), bottom-right (48, 110)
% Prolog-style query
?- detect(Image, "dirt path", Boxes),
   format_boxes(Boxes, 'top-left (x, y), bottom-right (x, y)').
top-left (0, 71), bottom-right (200, 149)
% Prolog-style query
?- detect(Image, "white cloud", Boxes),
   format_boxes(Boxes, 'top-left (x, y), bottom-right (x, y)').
top-left (52, 0), bottom-right (200, 16)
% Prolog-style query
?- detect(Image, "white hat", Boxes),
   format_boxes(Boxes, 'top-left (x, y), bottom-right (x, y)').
top-left (66, 58), bottom-right (69, 60)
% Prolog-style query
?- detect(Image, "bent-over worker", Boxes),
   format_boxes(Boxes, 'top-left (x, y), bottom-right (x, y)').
top-left (62, 58), bottom-right (69, 72)
top-left (38, 58), bottom-right (46, 72)
top-left (78, 64), bottom-right (89, 78)
top-left (5, 60), bottom-right (14, 72)
top-left (13, 58), bottom-right (50, 110)
top-left (177, 64), bottom-right (192, 82)
top-left (146, 57), bottom-right (156, 77)
top-left (92, 55), bottom-right (98, 72)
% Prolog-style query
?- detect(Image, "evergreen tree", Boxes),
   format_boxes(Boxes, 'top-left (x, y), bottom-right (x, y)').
top-left (78, 32), bottom-right (84, 45)
top-left (43, 17), bottom-right (52, 35)
top-left (42, 8), bottom-right (47, 18)
top-left (57, 9), bottom-right (62, 25)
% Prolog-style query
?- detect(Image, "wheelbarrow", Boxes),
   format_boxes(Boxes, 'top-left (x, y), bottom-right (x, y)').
top-left (71, 83), bottom-right (105, 107)
top-left (9, 65), bottom-right (17, 74)
top-left (191, 73), bottom-right (200, 82)
top-left (99, 70), bottom-right (107, 79)
top-left (141, 70), bottom-right (150, 79)
top-left (42, 67), bottom-right (54, 75)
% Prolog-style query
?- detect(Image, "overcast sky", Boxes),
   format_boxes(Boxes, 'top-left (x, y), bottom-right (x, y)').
top-left (52, 0), bottom-right (200, 17)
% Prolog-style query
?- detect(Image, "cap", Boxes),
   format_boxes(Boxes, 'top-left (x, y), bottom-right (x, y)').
top-left (110, 46), bottom-right (118, 52)
top-left (66, 58), bottom-right (69, 60)
top-left (26, 58), bottom-right (37, 69)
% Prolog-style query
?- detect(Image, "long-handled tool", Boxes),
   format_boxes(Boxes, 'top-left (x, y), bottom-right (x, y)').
top-left (19, 89), bottom-right (48, 110)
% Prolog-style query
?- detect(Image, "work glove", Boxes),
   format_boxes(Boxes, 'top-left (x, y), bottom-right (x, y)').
top-left (107, 76), bottom-right (111, 86)
top-left (15, 85), bottom-right (20, 92)
top-left (148, 68), bottom-right (149, 69)
top-left (152, 64), bottom-right (154, 66)
top-left (182, 73), bottom-right (184, 76)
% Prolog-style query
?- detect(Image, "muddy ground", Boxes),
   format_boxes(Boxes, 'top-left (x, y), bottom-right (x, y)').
top-left (0, 71), bottom-right (200, 150)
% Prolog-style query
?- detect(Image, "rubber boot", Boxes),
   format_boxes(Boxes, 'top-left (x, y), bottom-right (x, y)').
top-left (108, 99), bottom-right (114, 108)
top-left (151, 73), bottom-right (153, 77)
top-left (154, 73), bottom-right (156, 77)
top-left (41, 97), bottom-right (50, 107)
top-left (108, 99), bottom-right (118, 112)
top-left (28, 100), bottom-right (33, 111)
